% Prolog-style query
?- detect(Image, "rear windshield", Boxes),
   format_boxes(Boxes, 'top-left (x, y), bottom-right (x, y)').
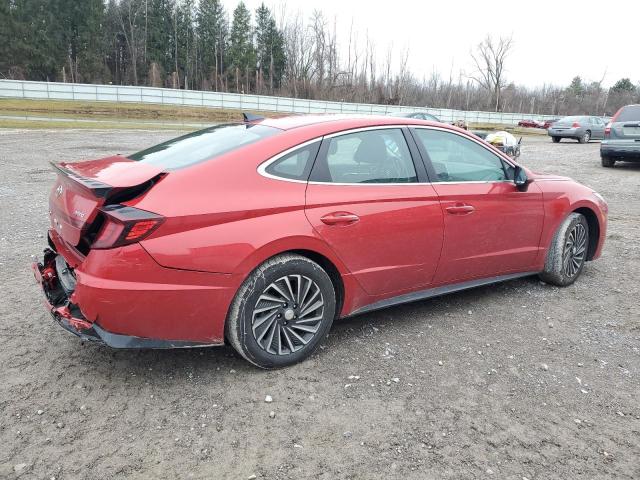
top-left (615, 105), bottom-right (640, 123)
top-left (128, 123), bottom-right (279, 170)
top-left (557, 116), bottom-right (586, 123)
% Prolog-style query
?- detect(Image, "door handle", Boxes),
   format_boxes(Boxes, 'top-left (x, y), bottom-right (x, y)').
top-left (445, 204), bottom-right (475, 215)
top-left (320, 211), bottom-right (360, 225)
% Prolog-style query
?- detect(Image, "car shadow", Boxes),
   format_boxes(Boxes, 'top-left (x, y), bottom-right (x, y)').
top-left (65, 275), bottom-right (544, 378)
top-left (611, 161), bottom-right (640, 171)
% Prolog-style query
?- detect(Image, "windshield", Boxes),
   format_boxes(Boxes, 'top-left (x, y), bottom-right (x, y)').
top-left (128, 123), bottom-right (279, 170)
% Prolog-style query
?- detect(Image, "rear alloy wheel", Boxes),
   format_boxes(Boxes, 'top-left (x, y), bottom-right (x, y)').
top-left (601, 156), bottom-right (615, 168)
top-left (539, 213), bottom-right (589, 286)
top-left (552, 136), bottom-right (561, 143)
top-left (578, 131), bottom-right (591, 143)
top-left (226, 254), bottom-right (336, 368)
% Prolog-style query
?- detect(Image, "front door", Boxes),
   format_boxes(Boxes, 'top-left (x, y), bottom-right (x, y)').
top-left (305, 127), bottom-right (444, 296)
top-left (411, 127), bottom-right (544, 285)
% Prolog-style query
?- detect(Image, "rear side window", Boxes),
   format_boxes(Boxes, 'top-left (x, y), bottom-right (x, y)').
top-left (615, 105), bottom-right (640, 122)
top-left (312, 129), bottom-right (417, 184)
top-left (413, 128), bottom-right (507, 182)
top-left (128, 124), bottom-right (279, 170)
top-left (264, 142), bottom-right (320, 181)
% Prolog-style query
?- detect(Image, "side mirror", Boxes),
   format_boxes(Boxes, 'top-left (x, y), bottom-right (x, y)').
top-left (514, 165), bottom-right (531, 191)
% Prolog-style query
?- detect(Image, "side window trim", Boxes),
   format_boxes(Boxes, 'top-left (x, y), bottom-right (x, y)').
top-left (409, 126), bottom-right (515, 183)
top-left (401, 126), bottom-right (430, 183)
top-left (309, 126), bottom-right (428, 185)
top-left (258, 139), bottom-right (321, 183)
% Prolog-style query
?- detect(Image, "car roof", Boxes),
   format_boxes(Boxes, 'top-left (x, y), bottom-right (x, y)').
top-left (258, 113), bottom-right (452, 132)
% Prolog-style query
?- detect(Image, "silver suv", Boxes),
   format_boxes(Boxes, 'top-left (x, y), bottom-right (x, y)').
top-left (601, 105), bottom-right (640, 167)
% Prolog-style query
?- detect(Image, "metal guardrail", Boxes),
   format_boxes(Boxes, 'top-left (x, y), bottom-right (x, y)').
top-left (0, 79), bottom-right (558, 125)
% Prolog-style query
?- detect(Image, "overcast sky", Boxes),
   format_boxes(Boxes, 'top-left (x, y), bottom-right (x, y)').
top-left (224, 0), bottom-right (639, 89)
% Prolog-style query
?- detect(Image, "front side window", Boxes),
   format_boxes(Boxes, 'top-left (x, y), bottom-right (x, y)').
top-left (128, 123), bottom-right (279, 170)
top-left (264, 142), bottom-right (320, 181)
top-left (313, 129), bottom-right (417, 184)
top-left (413, 128), bottom-right (508, 182)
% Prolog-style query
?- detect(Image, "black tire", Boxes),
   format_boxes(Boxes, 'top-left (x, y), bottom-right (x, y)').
top-left (539, 213), bottom-right (589, 286)
top-left (552, 136), bottom-right (561, 143)
top-left (226, 253), bottom-right (336, 368)
top-left (601, 156), bottom-right (615, 168)
top-left (578, 131), bottom-right (591, 144)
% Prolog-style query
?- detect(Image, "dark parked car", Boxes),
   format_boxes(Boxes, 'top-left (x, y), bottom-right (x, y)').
top-left (392, 111), bottom-right (442, 122)
top-left (518, 119), bottom-right (544, 128)
top-left (542, 119), bottom-right (559, 129)
top-left (548, 116), bottom-right (606, 143)
top-left (601, 105), bottom-right (640, 167)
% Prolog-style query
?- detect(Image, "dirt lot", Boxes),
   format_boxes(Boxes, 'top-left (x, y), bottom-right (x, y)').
top-left (1, 130), bottom-right (639, 480)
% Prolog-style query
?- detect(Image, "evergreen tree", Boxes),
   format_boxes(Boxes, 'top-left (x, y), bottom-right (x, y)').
top-left (58, 0), bottom-right (107, 83)
top-left (254, 3), bottom-right (285, 92)
top-left (11, 0), bottom-right (64, 80)
top-left (172, 0), bottom-right (196, 88)
top-left (104, 0), bottom-right (129, 84)
top-left (196, 0), bottom-right (227, 90)
top-left (145, 0), bottom-right (175, 78)
top-left (0, 1), bottom-right (17, 75)
top-left (611, 78), bottom-right (635, 93)
top-left (228, 1), bottom-right (255, 92)
top-left (567, 76), bottom-right (585, 97)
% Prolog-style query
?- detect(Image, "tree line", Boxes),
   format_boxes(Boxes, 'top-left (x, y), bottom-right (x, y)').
top-left (1, 0), bottom-right (639, 116)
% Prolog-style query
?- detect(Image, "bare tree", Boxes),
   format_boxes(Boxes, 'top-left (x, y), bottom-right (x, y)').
top-left (470, 35), bottom-right (513, 112)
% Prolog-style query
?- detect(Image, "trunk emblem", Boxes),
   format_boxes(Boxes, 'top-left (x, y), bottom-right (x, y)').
top-left (55, 185), bottom-right (63, 197)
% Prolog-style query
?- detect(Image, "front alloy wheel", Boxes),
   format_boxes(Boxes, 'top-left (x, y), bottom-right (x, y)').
top-left (539, 212), bottom-right (589, 286)
top-left (562, 223), bottom-right (587, 278)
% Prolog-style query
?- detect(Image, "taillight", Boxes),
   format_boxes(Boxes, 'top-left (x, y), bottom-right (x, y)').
top-left (572, 122), bottom-right (581, 128)
top-left (92, 205), bottom-right (164, 249)
top-left (605, 123), bottom-right (611, 137)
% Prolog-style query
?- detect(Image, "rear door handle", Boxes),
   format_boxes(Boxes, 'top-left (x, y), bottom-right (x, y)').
top-left (320, 212), bottom-right (360, 225)
top-left (445, 204), bottom-right (475, 215)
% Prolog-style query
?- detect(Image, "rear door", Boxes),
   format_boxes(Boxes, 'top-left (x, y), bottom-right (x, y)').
top-left (305, 127), bottom-right (444, 296)
top-left (411, 127), bottom-right (544, 284)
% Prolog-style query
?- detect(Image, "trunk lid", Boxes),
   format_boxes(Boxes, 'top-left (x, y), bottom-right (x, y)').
top-left (49, 156), bottom-right (164, 247)
top-left (615, 121), bottom-right (640, 139)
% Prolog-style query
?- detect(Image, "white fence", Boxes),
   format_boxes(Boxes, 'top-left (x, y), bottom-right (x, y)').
top-left (0, 79), bottom-right (557, 125)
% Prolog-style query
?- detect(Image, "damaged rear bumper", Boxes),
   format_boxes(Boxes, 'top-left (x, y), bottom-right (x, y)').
top-left (31, 246), bottom-right (222, 349)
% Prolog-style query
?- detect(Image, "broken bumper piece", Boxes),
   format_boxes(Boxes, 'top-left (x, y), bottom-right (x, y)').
top-left (31, 255), bottom-right (217, 349)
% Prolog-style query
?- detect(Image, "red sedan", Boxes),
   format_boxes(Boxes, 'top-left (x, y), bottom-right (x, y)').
top-left (33, 115), bottom-right (608, 368)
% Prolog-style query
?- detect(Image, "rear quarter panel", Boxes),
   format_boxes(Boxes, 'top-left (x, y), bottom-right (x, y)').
top-left (131, 132), bottom-right (368, 316)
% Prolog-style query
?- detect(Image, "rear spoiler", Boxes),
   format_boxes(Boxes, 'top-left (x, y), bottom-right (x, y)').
top-left (51, 162), bottom-right (112, 198)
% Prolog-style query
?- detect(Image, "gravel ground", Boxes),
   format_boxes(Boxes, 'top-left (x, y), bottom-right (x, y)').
top-left (1, 130), bottom-right (639, 480)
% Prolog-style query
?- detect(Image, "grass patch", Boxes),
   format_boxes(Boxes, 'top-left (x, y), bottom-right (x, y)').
top-left (0, 98), bottom-right (547, 135)
top-left (0, 98), bottom-right (277, 122)
top-left (0, 118), bottom-right (198, 131)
